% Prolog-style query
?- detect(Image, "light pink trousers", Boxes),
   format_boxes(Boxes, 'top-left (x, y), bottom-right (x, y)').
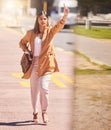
top-left (30, 57), bottom-right (51, 113)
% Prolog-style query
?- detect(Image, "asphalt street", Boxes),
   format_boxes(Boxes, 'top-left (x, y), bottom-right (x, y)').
top-left (75, 34), bottom-right (111, 66)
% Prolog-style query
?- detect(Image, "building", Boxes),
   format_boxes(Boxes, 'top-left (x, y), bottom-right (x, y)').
top-left (0, 0), bottom-right (54, 16)
top-left (0, 0), bottom-right (30, 15)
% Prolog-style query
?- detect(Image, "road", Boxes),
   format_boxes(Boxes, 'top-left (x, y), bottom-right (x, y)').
top-left (74, 34), bottom-right (111, 66)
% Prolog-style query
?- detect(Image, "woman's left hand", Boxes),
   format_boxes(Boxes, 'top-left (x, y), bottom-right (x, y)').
top-left (64, 4), bottom-right (69, 16)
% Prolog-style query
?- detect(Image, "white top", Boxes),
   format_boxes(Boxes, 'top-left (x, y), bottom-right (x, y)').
top-left (34, 37), bottom-right (42, 56)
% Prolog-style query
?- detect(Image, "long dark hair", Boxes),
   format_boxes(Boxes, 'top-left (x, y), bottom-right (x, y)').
top-left (33, 11), bottom-right (49, 33)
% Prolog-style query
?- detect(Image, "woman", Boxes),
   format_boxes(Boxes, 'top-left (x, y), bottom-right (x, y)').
top-left (19, 5), bottom-right (69, 124)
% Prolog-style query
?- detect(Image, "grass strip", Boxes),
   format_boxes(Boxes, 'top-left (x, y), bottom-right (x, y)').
top-left (71, 26), bottom-right (111, 39)
top-left (75, 68), bottom-right (111, 75)
top-left (74, 51), bottom-right (111, 75)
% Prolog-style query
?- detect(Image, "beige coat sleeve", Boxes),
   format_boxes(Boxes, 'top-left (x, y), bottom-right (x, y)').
top-left (50, 18), bottom-right (66, 35)
top-left (19, 31), bottom-right (32, 51)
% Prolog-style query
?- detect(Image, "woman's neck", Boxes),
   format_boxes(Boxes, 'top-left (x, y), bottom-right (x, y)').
top-left (39, 26), bottom-right (45, 33)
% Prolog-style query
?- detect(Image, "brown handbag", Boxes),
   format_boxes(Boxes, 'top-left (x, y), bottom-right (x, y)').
top-left (20, 51), bottom-right (33, 73)
top-left (20, 32), bottom-right (33, 73)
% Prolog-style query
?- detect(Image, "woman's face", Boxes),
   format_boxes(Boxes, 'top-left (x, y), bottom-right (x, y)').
top-left (38, 15), bottom-right (48, 27)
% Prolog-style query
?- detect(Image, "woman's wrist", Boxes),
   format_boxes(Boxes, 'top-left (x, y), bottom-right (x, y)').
top-left (62, 15), bottom-right (68, 21)
top-left (64, 14), bottom-right (68, 17)
top-left (24, 50), bottom-right (30, 54)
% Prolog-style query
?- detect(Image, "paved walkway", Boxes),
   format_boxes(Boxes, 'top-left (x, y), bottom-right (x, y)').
top-left (75, 34), bottom-right (111, 66)
top-left (0, 27), bottom-right (74, 130)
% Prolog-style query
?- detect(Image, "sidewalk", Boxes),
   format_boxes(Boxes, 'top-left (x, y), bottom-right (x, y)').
top-left (0, 27), bottom-right (74, 130)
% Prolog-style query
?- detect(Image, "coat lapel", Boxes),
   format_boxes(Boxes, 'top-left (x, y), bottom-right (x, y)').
top-left (42, 27), bottom-right (48, 42)
top-left (30, 32), bottom-right (36, 54)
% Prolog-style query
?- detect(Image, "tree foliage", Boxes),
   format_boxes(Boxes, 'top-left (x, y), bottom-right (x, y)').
top-left (77, 0), bottom-right (111, 16)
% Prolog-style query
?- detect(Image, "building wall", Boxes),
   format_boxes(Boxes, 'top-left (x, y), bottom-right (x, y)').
top-left (0, 0), bottom-right (29, 15)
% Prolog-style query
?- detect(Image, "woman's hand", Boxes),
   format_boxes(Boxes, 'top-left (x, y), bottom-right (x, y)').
top-left (24, 50), bottom-right (33, 61)
top-left (24, 50), bottom-right (30, 55)
top-left (64, 4), bottom-right (69, 16)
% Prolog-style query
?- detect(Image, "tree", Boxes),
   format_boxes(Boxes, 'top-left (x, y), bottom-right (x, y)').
top-left (77, 0), bottom-right (111, 16)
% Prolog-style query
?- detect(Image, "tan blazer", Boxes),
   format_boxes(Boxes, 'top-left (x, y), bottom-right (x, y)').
top-left (19, 18), bottom-right (66, 79)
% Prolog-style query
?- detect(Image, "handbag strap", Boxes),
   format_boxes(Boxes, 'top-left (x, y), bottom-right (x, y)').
top-left (27, 31), bottom-right (33, 50)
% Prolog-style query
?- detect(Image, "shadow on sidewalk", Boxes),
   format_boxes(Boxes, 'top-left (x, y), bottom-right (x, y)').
top-left (0, 120), bottom-right (47, 126)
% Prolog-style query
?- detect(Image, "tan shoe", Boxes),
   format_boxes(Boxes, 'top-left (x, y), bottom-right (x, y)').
top-left (42, 111), bottom-right (48, 124)
top-left (33, 113), bottom-right (39, 123)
